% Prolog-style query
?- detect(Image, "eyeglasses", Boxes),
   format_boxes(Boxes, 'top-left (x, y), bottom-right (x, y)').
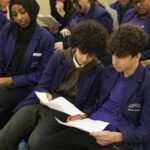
top-left (132, 0), bottom-right (145, 5)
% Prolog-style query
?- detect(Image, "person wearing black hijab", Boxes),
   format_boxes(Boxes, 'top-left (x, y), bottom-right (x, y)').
top-left (0, 0), bottom-right (54, 128)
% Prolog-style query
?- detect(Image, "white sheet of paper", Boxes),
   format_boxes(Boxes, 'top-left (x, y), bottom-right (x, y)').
top-left (35, 91), bottom-right (85, 115)
top-left (35, 91), bottom-right (49, 103)
top-left (56, 117), bottom-right (109, 133)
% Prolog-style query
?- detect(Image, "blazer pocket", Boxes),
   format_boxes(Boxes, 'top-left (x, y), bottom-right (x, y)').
top-left (30, 53), bottom-right (43, 68)
top-left (124, 97), bottom-right (143, 122)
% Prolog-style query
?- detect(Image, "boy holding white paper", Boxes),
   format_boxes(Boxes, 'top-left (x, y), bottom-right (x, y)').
top-left (0, 20), bottom-right (108, 150)
top-left (30, 25), bottom-right (150, 150)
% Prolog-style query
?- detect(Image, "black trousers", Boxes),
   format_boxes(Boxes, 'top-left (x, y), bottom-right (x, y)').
top-left (0, 86), bottom-right (30, 128)
top-left (0, 104), bottom-right (68, 150)
top-left (31, 128), bottom-right (131, 150)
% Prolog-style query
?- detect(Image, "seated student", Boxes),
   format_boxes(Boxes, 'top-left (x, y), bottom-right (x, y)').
top-left (0, 0), bottom-right (54, 128)
top-left (122, 0), bottom-right (150, 69)
top-left (0, 20), bottom-right (108, 150)
top-left (28, 24), bottom-right (150, 150)
top-left (49, 0), bottom-right (73, 29)
top-left (54, 0), bottom-right (112, 51)
top-left (110, 0), bottom-right (133, 24)
top-left (0, 12), bottom-right (9, 32)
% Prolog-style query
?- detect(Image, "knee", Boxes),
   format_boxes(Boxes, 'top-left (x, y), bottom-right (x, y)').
top-left (16, 105), bottom-right (38, 116)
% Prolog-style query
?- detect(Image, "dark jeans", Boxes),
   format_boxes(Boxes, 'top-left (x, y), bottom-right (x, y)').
top-left (0, 86), bottom-right (30, 128)
top-left (0, 104), bottom-right (68, 150)
top-left (30, 128), bottom-right (131, 150)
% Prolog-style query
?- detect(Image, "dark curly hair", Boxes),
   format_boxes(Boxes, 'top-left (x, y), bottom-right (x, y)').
top-left (70, 20), bottom-right (108, 55)
top-left (108, 24), bottom-right (149, 57)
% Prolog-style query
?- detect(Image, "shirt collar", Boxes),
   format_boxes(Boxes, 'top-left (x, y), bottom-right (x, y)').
top-left (73, 54), bottom-right (84, 68)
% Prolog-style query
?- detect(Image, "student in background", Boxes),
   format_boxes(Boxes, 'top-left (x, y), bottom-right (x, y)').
top-left (0, 12), bottom-right (9, 31)
top-left (49, 0), bottom-right (73, 29)
top-left (0, 0), bottom-right (54, 128)
top-left (54, 0), bottom-right (112, 51)
top-left (0, 20), bottom-right (108, 150)
top-left (110, 0), bottom-right (133, 24)
top-left (122, 0), bottom-right (150, 69)
top-left (30, 24), bottom-right (150, 150)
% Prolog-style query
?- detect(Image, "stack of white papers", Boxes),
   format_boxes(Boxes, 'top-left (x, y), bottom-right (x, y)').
top-left (56, 117), bottom-right (109, 133)
top-left (35, 91), bottom-right (84, 115)
top-left (35, 91), bottom-right (109, 132)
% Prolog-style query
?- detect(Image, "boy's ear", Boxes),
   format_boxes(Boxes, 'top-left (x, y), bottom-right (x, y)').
top-left (136, 52), bottom-right (142, 60)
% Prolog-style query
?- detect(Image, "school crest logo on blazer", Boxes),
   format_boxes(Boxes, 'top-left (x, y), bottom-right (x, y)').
top-left (128, 103), bottom-right (142, 112)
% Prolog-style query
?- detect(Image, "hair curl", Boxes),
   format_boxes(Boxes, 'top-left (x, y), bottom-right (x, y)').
top-left (108, 24), bottom-right (149, 57)
top-left (70, 20), bottom-right (108, 55)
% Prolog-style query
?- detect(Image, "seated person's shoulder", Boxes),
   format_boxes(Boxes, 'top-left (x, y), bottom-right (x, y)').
top-left (100, 65), bottom-right (116, 76)
top-left (122, 8), bottom-right (137, 23)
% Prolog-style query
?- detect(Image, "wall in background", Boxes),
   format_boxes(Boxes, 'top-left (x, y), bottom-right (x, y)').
top-left (36, 0), bottom-right (50, 15)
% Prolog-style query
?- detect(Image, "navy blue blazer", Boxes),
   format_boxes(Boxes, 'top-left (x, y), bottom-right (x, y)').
top-left (0, 12), bottom-right (9, 32)
top-left (67, 2), bottom-right (112, 33)
top-left (0, 23), bottom-right (54, 90)
top-left (110, 1), bottom-right (133, 24)
top-left (122, 8), bottom-right (150, 60)
top-left (91, 64), bottom-right (150, 150)
top-left (14, 51), bottom-right (104, 114)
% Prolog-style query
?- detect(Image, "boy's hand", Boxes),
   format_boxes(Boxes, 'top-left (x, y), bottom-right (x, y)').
top-left (67, 114), bottom-right (87, 122)
top-left (141, 59), bottom-right (150, 67)
top-left (40, 93), bottom-right (52, 105)
top-left (0, 77), bottom-right (13, 88)
top-left (90, 131), bottom-right (124, 146)
top-left (60, 28), bottom-right (71, 37)
top-left (54, 42), bottom-right (64, 51)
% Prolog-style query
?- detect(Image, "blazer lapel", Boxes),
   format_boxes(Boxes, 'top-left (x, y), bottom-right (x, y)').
top-left (51, 60), bottom-right (69, 91)
top-left (121, 64), bottom-right (144, 110)
top-left (99, 68), bottom-right (119, 102)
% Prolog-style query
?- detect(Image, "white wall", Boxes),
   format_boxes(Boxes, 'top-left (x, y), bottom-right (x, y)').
top-left (36, 0), bottom-right (50, 15)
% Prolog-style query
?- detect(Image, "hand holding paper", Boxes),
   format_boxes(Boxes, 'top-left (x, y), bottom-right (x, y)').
top-left (35, 91), bottom-right (84, 115)
top-left (35, 91), bottom-right (109, 133)
top-left (56, 117), bottom-right (109, 133)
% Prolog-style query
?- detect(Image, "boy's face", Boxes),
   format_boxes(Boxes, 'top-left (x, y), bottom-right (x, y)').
top-left (112, 53), bottom-right (141, 76)
top-left (75, 48), bottom-right (97, 66)
top-left (71, 0), bottom-right (90, 13)
top-left (132, 0), bottom-right (150, 17)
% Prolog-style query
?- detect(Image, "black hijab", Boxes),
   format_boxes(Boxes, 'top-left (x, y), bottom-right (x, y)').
top-left (6, 0), bottom-right (40, 76)
top-left (9, 0), bottom-right (39, 27)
